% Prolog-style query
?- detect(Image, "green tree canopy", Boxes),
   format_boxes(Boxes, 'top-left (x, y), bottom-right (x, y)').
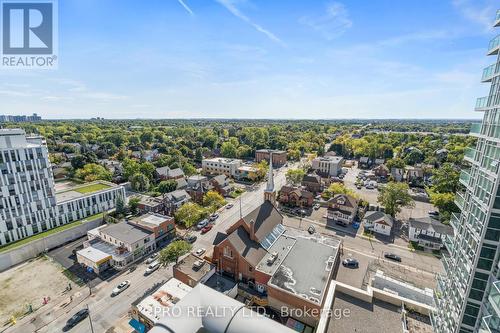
top-left (174, 202), bottom-right (208, 228)
top-left (158, 240), bottom-right (192, 265)
top-left (377, 182), bottom-right (414, 217)
top-left (75, 163), bottom-right (112, 182)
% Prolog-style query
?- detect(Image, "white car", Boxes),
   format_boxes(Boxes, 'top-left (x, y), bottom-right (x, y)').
top-left (111, 280), bottom-right (130, 296)
top-left (146, 253), bottom-right (159, 264)
top-left (226, 203), bottom-right (234, 209)
top-left (195, 248), bottom-right (206, 257)
top-left (145, 261), bottom-right (160, 275)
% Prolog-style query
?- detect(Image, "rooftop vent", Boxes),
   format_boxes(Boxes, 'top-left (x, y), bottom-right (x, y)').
top-left (267, 252), bottom-right (278, 265)
top-left (193, 260), bottom-right (204, 270)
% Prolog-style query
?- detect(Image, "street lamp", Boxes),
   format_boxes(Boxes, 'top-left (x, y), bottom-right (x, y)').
top-left (87, 304), bottom-right (95, 333)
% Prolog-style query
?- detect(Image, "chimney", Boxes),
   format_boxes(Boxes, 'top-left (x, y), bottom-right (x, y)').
top-left (249, 219), bottom-right (255, 241)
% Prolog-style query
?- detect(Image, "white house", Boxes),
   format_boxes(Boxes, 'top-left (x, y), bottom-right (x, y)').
top-left (363, 211), bottom-right (393, 236)
top-left (408, 217), bottom-right (453, 250)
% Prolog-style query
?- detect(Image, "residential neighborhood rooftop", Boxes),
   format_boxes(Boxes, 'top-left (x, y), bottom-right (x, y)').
top-left (128, 213), bottom-right (173, 228)
top-left (174, 254), bottom-right (214, 283)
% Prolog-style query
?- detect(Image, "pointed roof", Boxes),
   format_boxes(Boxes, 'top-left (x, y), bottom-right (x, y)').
top-left (265, 152), bottom-right (274, 193)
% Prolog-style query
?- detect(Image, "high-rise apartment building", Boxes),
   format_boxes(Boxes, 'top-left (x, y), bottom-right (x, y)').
top-left (0, 129), bottom-right (125, 246)
top-left (432, 10), bottom-right (500, 333)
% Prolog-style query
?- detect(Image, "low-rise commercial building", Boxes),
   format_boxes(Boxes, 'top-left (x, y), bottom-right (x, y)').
top-left (311, 156), bottom-right (344, 177)
top-left (173, 253), bottom-right (215, 287)
top-left (126, 213), bottom-right (175, 244)
top-left (202, 158), bottom-right (242, 177)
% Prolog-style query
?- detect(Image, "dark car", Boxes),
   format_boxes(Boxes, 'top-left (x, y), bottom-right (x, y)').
top-left (63, 309), bottom-right (89, 331)
top-left (307, 225), bottom-right (316, 234)
top-left (342, 258), bottom-right (359, 268)
top-left (384, 253), bottom-right (402, 262)
top-left (184, 235), bottom-right (197, 243)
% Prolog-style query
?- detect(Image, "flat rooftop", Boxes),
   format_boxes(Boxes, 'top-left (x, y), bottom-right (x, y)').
top-left (174, 254), bottom-right (214, 283)
top-left (203, 273), bottom-right (238, 294)
top-left (55, 181), bottom-right (118, 203)
top-left (327, 292), bottom-right (402, 333)
top-left (101, 222), bottom-right (153, 244)
top-left (136, 278), bottom-right (192, 324)
top-left (269, 236), bottom-right (340, 305)
top-left (256, 234), bottom-right (296, 276)
top-left (130, 213), bottom-right (173, 228)
top-left (133, 194), bottom-right (163, 207)
top-left (76, 246), bottom-right (111, 263)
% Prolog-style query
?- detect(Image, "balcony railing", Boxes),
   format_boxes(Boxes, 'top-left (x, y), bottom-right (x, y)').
top-left (488, 34), bottom-right (500, 55)
top-left (480, 315), bottom-right (500, 333)
top-left (489, 280), bottom-right (500, 316)
top-left (455, 191), bottom-right (465, 211)
top-left (450, 212), bottom-right (461, 231)
top-left (470, 123), bottom-right (482, 135)
top-left (443, 235), bottom-right (454, 253)
top-left (464, 147), bottom-right (477, 161)
top-left (476, 96), bottom-right (489, 110)
top-left (459, 169), bottom-right (471, 186)
top-left (482, 64), bottom-right (499, 82)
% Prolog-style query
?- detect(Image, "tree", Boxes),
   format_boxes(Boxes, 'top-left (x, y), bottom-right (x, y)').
top-left (202, 191), bottom-right (226, 212)
top-left (159, 240), bottom-right (192, 265)
top-left (286, 169), bottom-right (305, 185)
top-left (115, 195), bottom-right (126, 215)
top-left (75, 163), bottom-right (112, 182)
top-left (221, 141), bottom-right (238, 158)
top-left (128, 197), bottom-right (140, 215)
top-left (130, 173), bottom-right (150, 192)
top-left (430, 163), bottom-right (459, 193)
top-left (428, 190), bottom-right (458, 222)
top-left (253, 160), bottom-right (268, 181)
top-left (386, 157), bottom-right (405, 170)
top-left (323, 183), bottom-right (358, 200)
top-left (158, 180), bottom-right (177, 197)
top-left (70, 155), bottom-right (87, 170)
top-left (175, 202), bottom-right (207, 228)
top-left (377, 182), bottom-right (414, 217)
top-left (123, 158), bottom-right (141, 180)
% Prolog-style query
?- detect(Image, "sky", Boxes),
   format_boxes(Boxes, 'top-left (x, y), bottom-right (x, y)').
top-left (0, 0), bottom-right (499, 119)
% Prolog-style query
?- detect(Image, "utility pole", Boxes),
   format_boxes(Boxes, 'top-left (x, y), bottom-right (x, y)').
top-left (87, 304), bottom-right (95, 333)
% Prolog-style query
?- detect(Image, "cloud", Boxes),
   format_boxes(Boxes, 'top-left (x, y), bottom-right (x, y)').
top-left (452, 0), bottom-right (495, 32)
top-left (299, 2), bottom-right (352, 40)
top-left (177, 0), bottom-right (194, 16)
top-left (215, 0), bottom-right (285, 46)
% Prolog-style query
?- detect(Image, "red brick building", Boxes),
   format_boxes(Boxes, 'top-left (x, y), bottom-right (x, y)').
top-left (278, 186), bottom-right (314, 208)
top-left (255, 149), bottom-right (287, 167)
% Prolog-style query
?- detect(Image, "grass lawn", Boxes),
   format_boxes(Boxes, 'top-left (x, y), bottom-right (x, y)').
top-left (74, 183), bottom-right (111, 194)
top-left (0, 212), bottom-right (104, 253)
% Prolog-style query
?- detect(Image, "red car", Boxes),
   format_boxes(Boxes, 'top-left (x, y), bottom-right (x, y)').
top-left (201, 225), bottom-right (213, 234)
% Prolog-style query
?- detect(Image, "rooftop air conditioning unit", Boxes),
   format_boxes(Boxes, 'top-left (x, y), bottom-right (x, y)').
top-left (267, 252), bottom-right (278, 265)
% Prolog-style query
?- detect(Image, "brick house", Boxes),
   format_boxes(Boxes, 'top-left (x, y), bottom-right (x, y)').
top-left (212, 201), bottom-right (283, 283)
top-left (373, 164), bottom-right (389, 178)
top-left (327, 194), bottom-right (358, 226)
top-left (278, 186), bottom-right (314, 208)
top-left (301, 174), bottom-right (322, 193)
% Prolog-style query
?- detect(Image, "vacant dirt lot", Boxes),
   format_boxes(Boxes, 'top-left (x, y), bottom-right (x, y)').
top-left (0, 257), bottom-right (71, 325)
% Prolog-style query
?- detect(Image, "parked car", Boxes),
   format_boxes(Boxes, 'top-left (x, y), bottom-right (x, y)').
top-left (209, 213), bottom-right (219, 221)
top-left (63, 309), bottom-right (89, 331)
top-left (111, 280), bottom-right (130, 296)
top-left (145, 261), bottom-right (160, 275)
top-left (313, 204), bottom-right (320, 210)
top-left (197, 219), bottom-right (209, 230)
top-left (195, 248), bottom-right (206, 256)
top-left (356, 184), bottom-right (362, 189)
top-left (201, 225), bottom-right (213, 234)
top-left (184, 235), bottom-right (197, 243)
top-left (226, 203), bottom-right (234, 209)
top-left (342, 258), bottom-right (359, 268)
top-left (146, 253), bottom-right (159, 264)
top-left (428, 210), bottom-right (440, 217)
top-left (307, 225), bottom-right (316, 234)
top-left (384, 253), bottom-right (402, 262)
